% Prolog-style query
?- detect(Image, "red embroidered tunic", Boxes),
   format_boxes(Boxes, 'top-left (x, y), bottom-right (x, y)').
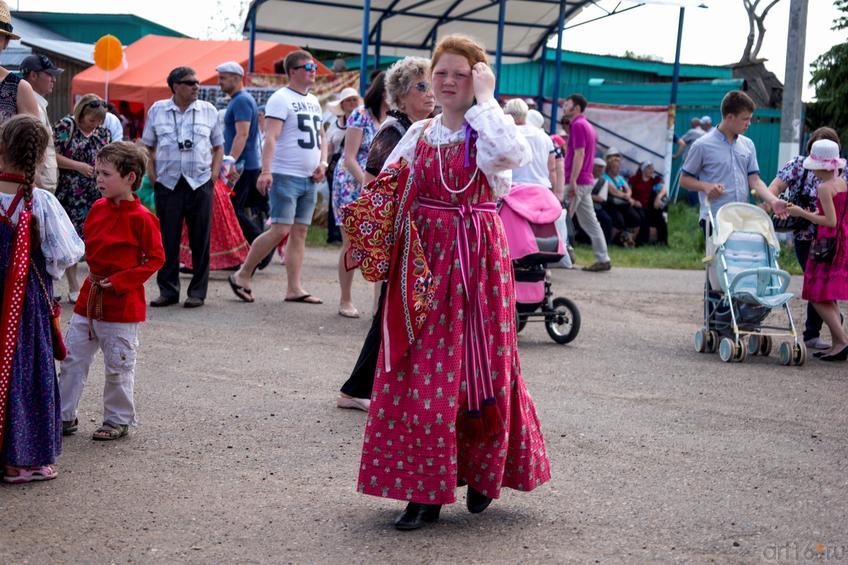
top-left (74, 196), bottom-right (165, 323)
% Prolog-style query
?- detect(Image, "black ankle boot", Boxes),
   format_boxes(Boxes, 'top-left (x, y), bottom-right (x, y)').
top-left (466, 487), bottom-right (492, 514)
top-left (394, 502), bottom-right (442, 530)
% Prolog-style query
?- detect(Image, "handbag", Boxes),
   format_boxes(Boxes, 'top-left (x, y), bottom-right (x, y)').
top-left (30, 261), bottom-right (67, 361)
top-left (772, 169), bottom-right (813, 233)
top-left (809, 191), bottom-right (848, 264)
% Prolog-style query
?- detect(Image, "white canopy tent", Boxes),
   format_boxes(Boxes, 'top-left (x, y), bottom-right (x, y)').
top-left (243, 0), bottom-right (708, 129)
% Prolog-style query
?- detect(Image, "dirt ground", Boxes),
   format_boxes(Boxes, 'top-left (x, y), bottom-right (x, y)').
top-left (1, 248), bottom-right (846, 564)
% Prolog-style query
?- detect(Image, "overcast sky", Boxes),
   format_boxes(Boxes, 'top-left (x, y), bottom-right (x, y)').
top-left (11, 0), bottom-right (842, 101)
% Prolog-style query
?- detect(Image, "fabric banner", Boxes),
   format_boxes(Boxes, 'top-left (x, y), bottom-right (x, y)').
top-left (583, 103), bottom-right (671, 178)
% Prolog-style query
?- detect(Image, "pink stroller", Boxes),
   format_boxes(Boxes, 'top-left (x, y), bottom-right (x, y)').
top-left (499, 183), bottom-right (581, 344)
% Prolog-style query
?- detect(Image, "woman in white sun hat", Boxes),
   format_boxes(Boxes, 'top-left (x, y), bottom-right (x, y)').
top-left (786, 138), bottom-right (848, 361)
top-left (0, 0), bottom-right (39, 123)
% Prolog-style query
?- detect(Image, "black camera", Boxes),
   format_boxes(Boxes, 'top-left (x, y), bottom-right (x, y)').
top-left (178, 139), bottom-right (193, 151)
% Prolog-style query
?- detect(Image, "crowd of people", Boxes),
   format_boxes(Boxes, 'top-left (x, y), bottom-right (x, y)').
top-left (0, 0), bottom-right (845, 533)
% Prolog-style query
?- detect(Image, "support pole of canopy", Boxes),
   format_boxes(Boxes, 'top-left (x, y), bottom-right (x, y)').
top-left (248, 5), bottom-right (257, 74)
top-left (537, 43), bottom-right (547, 117)
top-left (374, 23), bottom-right (382, 76)
top-left (667, 7), bottom-right (685, 201)
top-left (494, 0), bottom-right (506, 99)
top-left (669, 7), bottom-right (684, 109)
top-left (549, 0), bottom-right (566, 134)
top-left (360, 0), bottom-right (372, 96)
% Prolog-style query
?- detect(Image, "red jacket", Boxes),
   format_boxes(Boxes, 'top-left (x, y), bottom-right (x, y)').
top-left (74, 196), bottom-right (165, 323)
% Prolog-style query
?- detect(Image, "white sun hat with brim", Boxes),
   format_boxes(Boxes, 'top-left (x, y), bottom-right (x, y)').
top-left (803, 139), bottom-right (846, 171)
top-left (326, 87), bottom-right (362, 116)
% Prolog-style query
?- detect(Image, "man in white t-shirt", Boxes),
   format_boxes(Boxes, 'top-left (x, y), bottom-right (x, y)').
top-left (503, 98), bottom-right (560, 199)
top-left (229, 50), bottom-right (328, 304)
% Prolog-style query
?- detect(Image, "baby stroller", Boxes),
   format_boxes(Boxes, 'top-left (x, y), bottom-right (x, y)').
top-left (499, 184), bottom-right (580, 344)
top-left (695, 201), bottom-right (805, 365)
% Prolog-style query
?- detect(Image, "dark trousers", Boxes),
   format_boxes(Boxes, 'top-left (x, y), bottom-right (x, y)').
top-left (230, 168), bottom-right (263, 243)
top-left (794, 238), bottom-right (824, 341)
top-left (636, 206), bottom-right (668, 245)
top-left (340, 283), bottom-right (386, 399)
top-left (326, 158), bottom-right (342, 244)
top-left (154, 177), bottom-right (213, 300)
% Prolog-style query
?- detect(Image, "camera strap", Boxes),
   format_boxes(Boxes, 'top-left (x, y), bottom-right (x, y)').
top-left (171, 107), bottom-right (196, 148)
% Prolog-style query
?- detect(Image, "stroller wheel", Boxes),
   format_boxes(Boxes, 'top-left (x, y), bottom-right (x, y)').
top-left (778, 342), bottom-right (792, 365)
top-left (792, 342), bottom-right (807, 366)
top-left (747, 335), bottom-right (761, 356)
top-left (719, 337), bottom-right (736, 362)
top-left (545, 297), bottom-right (580, 344)
top-left (707, 330), bottom-right (719, 353)
top-left (515, 309), bottom-right (527, 334)
top-left (694, 329), bottom-right (707, 353)
top-left (733, 339), bottom-right (748, 363)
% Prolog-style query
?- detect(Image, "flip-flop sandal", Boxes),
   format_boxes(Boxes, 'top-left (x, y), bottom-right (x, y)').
top-left (339, 308), bottom-right (361, 318)
top-left (62, 418), bottom-right (79, 436)
top-left (3, 465), bottom-right (57, 484)
top-left (92, 422), bottom-right (129, 441)
top-left (228, 274), bottom-right (254, 303)
top-left (284, 294), bottom-right (323, 304)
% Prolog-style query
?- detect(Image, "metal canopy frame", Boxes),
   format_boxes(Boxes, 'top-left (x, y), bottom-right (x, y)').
top-left (245, 0), bottom-right (697, 132)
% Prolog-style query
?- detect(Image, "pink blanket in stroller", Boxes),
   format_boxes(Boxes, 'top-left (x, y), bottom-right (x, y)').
top-left (500, 183), bottom-right (564, 261)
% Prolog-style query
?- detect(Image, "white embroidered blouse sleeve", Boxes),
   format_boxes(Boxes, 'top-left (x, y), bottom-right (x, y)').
top-left (465, 98), bottom-right (531, 175)
top-left (380, 119), bottom-right (426, 177)
top-left (35, 189), bottom-right (85, 279)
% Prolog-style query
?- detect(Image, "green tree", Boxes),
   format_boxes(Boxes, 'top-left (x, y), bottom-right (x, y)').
top-left (808, 0), bottom-right (848, 143)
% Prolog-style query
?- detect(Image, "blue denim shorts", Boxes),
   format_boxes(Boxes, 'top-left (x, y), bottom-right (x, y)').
top-left (269, 174), bottom-right (317, 225)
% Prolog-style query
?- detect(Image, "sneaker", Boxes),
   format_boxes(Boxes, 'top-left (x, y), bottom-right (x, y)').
top-left (582, 261), bottom-right (611, 272)
top-left (337, 394), bottom-right (370, 412)
top-left (804, 337), bottom-right (831, 350)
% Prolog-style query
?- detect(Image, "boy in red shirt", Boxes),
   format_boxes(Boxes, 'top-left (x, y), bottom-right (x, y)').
top-left (59, 142), bottom-right (165, 441)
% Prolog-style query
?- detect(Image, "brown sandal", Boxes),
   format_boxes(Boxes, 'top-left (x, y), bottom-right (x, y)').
top-left (92, 422), bottom-right (129, 441)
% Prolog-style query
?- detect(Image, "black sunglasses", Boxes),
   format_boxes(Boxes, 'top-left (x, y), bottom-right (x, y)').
top-left (176, 79), bottom-right (200, 86)
top-left (85, 100), bottom-right (106, 109)
top-left (412, 81), bottom-right (431, 92)
top-left (291, 63), bottom-right (318, 72)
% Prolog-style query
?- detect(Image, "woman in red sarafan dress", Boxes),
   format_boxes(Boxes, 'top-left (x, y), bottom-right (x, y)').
top-left (180, 178), bottom-right (248, 270)
top-left (352, 35), bottom-right (551, 530)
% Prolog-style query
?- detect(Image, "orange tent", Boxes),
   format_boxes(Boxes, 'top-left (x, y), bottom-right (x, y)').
top-left (72, 35), bottom-right (333, 110)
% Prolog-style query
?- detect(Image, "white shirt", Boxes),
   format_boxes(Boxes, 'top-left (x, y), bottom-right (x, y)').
top-left (33, 92), bottom-right (58, 192)
top-left (265, 86), bottom-right (323, 177)
top-left (0, 188), bottom-right (84, 279)
top-left (512, 124), bottom-right (554, 188)
top-left (142, 98), bottom-right (224, 190)
top-left (382, 99), bottom-right (530, 197)
top-left (104, 112), bottom-right (123, 142)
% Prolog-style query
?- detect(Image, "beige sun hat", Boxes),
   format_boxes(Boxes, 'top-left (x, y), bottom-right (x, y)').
top-left (0, 1), bottom-right (21, 40)
top-left (326, 87), bottom-right (361, 116)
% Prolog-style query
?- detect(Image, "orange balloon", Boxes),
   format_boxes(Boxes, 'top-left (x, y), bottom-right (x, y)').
top-left (94, 35), bottom-right (123, 72)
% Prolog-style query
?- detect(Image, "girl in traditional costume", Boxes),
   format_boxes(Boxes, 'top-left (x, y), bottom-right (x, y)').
top-left (0, 115), bottom-right (84, 483)
top-left (345, 35), bottom-right (551, 530)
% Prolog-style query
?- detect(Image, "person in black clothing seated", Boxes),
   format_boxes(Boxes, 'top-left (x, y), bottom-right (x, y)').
top-left (628, 161), bottom-right (668, 245)
top-left (337, 56), bottom-right (435, 411)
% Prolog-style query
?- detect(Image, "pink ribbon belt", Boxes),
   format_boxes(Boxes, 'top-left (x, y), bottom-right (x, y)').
top-left (417, 196), bottom-right (501, 437)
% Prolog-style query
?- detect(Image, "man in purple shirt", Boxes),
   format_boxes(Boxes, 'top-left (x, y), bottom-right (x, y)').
top-left (564, 94), bottom-right (611, 272)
